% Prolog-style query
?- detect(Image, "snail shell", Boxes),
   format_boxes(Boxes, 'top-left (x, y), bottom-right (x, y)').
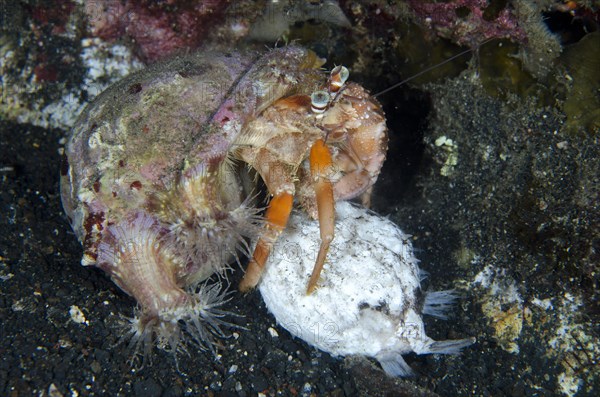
top-left (60, 46), bottom-right (326, 359)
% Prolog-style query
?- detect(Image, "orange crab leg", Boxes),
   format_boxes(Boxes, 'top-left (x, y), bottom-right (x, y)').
top-left (306, 138), bottom-right (335, 294)
top-left (239, 192), bottom-right (293, 292)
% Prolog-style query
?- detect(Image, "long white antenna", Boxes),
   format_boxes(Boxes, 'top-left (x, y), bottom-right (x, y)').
top-left (374, 38), bottom-right (494, 98)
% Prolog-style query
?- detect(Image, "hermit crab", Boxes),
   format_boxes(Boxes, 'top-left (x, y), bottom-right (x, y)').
top-left (60, 46), bottom-right (387, 356)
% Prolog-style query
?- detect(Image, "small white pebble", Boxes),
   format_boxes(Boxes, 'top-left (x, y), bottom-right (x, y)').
top-left (435, 135), bottom-right (448, 146)
top-left (69, 305), bottom-right (88, 325)
top-left (267, 327), bottom-right (279, 338)
top-left (48, 383), bottom-right (61, 397)
top-left (302, 383), bottom-right (312, 393)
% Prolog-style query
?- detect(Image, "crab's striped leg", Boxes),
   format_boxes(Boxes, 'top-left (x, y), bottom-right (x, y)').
top-left (306, 138), bottom-right (335, 294)
top-left (239, 192), bottom-right (293, 292)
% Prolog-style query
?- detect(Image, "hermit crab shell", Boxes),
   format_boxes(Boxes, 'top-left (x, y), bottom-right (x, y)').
top-left (61, 46), bottom-right (323, 272)
top-left (60, 46), bottom-right (328, 353)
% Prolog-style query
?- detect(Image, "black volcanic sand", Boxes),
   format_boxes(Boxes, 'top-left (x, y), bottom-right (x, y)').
top-left (1, 119), bottom-right (445, 396)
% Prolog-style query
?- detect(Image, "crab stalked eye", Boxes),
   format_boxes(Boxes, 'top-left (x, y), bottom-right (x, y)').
top-left (329, 66), bottom-right (349, 93)
top-left (311, 90), bottom-right (331, 114)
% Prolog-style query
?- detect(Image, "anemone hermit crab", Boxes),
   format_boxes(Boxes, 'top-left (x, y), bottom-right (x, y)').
top-left (60, 45), bottom-right (387, 357)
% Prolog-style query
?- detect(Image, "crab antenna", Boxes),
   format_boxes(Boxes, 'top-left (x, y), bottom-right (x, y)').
top-left (374, 38), bottom-right (494, 98)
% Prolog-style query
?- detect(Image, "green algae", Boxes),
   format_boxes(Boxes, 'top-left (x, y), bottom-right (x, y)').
top-left (478, 39), bottom-right (554, 105)
top-left (391, 23), bottom-right (468, 86)
top-left (561, 31), bottom-right (600, 134)
top-left (389, 26), bottom-right (554, 106)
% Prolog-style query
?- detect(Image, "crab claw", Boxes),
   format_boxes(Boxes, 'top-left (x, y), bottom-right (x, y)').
top-left (306, 138), bottom-right (335, 294)
top-left (239, 192), bottom-right (293, 292)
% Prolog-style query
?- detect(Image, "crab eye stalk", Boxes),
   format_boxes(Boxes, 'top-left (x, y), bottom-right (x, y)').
top-left (311, 90), bottom-right (331, 114)
top-left (329, 66), bottom-right (349, 93)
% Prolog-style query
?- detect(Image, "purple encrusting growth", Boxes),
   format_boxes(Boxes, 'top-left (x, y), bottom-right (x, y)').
top-left (406, 0), bottom-right (527, 47)
top-left (84, 0), bottom-right (231, 62)
top-left (60, 46), bottom-right (325, 361)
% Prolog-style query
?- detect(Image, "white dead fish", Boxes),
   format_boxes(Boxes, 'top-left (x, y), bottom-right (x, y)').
top-left (259, 201), bottom-right (475, 376)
